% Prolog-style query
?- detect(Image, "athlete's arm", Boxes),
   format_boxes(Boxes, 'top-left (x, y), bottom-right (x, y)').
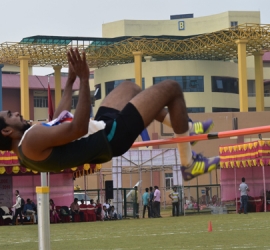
top-left (53, 62), bottom-right (77, 119)
top-left (22, 48), bottom-right (91, 160)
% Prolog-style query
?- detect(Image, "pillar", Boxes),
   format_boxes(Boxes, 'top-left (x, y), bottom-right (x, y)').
top-left (254, 51), bottom-right (265, 111)
top-left (132, 51), bottom-right (143, 88)
top-left (53, 65), bottom-right (62, 108)
top-left (235, 39), bottom-right (248, 112)
top-left (19, 56), bottom-right (30, 120)
top-left (112, 166), bottom-right (123, 216)
top-left (0, 64), bottom-right (4, 110)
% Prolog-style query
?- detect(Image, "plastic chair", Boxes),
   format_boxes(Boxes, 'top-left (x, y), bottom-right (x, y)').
top-left (254, 197), bottom-right (264, 212)
top-left (79, 204), bottom-right (89, 222)
top-left (87, 205), bottom-right (96, 222)
top-left (59, 206), bottom-right (70, 223)
top-left (0, 206), bottom-right (13, 225)
top-left (73, 213), bottom-right (80, 222)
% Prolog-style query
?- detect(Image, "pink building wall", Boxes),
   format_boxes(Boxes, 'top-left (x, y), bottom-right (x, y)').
top-left (11, 173), bottom-right (74, 207)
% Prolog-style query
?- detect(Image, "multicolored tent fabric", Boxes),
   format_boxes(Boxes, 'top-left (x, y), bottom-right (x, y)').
top-left (220, 140), bottom-right (270, 211)
top-left (0, 150), bottom-right (102, 177)
top-left (220, 140), bottom-right (270, 168)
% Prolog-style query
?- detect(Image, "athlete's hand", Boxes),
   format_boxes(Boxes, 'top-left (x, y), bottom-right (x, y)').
top-left (67, 48), bottom-right (89, 81)
top-left (67, 61), bottom-right (77, 83)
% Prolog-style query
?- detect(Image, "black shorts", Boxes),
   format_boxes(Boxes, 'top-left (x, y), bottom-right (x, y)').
top-left (95, 102), bottom-right (145, 157)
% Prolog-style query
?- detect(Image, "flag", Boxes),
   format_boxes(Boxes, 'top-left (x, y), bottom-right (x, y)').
top-left (48, 83), bottom-right (54, 121)
top-left (140, 128), bottom-right (150, 142)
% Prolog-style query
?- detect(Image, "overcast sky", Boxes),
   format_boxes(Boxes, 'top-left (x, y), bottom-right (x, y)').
top-left (1, 0), bottom-right (270, 74)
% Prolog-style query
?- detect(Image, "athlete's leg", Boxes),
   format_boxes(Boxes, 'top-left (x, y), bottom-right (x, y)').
top-left (162, 112), bottom-right (214, 145)
top-left (98, 81), bottom-right (212, 138)
top-left (128, 79), bottom-right (219, 181)
top-left (99, 81), bottom-right (142, 111)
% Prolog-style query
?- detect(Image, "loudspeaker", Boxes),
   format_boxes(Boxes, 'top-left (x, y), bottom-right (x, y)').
top-left (105, 180), bottom-right (114, 199)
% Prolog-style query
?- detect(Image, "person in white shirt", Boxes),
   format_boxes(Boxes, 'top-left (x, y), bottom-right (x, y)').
top-left (153, 186), bottom-right (161, 218)
top-left (238, 177), bottom-right (250, 214)
top-left (109, 206), bottom-right (118, 220)
top-left (103, 199), bottom-right (111, 210)
top-left (169, 186), bottom-right (180, 216)
top-left (101, 205), bottom-right (109, 221)
top-left (11, 190), bottom-right (23, 225)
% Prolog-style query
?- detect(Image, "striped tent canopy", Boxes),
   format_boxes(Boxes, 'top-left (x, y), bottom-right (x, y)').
top-left (219, 140), bottom-right (270, 168)
top-left (0, 151), bottom-right (101, 177)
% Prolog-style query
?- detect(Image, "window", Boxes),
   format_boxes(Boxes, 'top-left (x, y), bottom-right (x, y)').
top-left (231, 21), bottom-right (238, 28)
top-left (212, 76), bottom-right (238, 94)
top-left (187, 107), bottom-right (205, 113)
top-left (95, 84), bottom-right (101, 100)
top-left (34, 96), bottom-right (48, 108)
top-left (105, 79), bottom-right (145, 96)
top-left (153, 76), bottom-right (204, 92)
top-left (165, 173), bottom-right (173, 190)
top-left (105, 81), bottom-right (115, 96)
top-left (212, 107), bottom-right (240, 112)
top-left (89, 73), bottom-right (94, 79)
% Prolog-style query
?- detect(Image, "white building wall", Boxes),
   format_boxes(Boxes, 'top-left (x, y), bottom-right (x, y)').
top-left (102, 11), bottom-right (260, 37)
top-left (94, 60), bottom-right (241, 113)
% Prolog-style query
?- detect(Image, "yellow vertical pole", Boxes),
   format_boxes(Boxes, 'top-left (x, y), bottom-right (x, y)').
top-left (132, 51), bottom-right (143, 88)
top-left (19, 56), bottom-right (30, 120)
top-left (254, 51), bottom-right (265, 111)
top-left (235, 39), bottom-right (248, 112)
top-left (53, 66), bottom-right (62, 108)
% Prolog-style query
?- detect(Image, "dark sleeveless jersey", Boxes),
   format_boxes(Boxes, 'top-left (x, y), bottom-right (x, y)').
top-left (17, 126), bottom-right (113, 173)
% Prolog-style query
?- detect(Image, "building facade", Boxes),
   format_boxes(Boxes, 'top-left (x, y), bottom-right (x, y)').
top-left (93, 11), bottom-right (270, 115)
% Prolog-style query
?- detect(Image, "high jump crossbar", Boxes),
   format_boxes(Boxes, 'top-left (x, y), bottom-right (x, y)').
top-left (131, 125), bottom-right (270, 148)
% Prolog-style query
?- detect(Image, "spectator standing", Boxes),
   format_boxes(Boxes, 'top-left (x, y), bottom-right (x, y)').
top-left (169, 186), bottom-right (180, 216)
top-left (153, 186), bottom-right (161, 218)
top-left (142, 188), bottom-right (150, 218)
top-left (70, 198), bottom-right (84, 222)
top-left (149, 186), bottom-right (154, 218)
top-left (23, 198), bottom-right (37, 223)
top-left (238, 177), bottom-right (250, 214)
top-left (11, 190), bottom-right (23, 225)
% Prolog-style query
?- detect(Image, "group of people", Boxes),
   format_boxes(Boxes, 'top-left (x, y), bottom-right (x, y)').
top-left (140, 185), bottom-right (181, 218)
top-left (101, 199), bottom-right (118, 221)
top-left (10, 190), bottom-right (37, 225)
top-left (139, 186), bottom-right (162, 218)
top-left (49, 197), bottom-right (120, 223)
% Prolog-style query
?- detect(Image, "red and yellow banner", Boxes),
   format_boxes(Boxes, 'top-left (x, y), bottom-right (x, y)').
top-left (219, 140), bottom-right (270, 168)
top-left (0, 151), bottom-right (101, 176)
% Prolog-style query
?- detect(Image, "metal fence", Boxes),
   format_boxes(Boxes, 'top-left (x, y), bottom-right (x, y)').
top-left (75, 185), bottom-right (221, 218)
top-left (183, 184), bottom-right (222, 214)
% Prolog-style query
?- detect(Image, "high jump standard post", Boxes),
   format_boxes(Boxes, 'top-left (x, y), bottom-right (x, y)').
top-left (36, 172), bottom-right (50, 250)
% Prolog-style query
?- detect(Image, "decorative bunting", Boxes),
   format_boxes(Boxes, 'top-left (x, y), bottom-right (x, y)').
top-left (220, 140), bottom-right (270, 168)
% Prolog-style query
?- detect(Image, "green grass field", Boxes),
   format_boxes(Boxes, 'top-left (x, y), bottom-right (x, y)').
top-left (1, 212), bottom-right (270, 250)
